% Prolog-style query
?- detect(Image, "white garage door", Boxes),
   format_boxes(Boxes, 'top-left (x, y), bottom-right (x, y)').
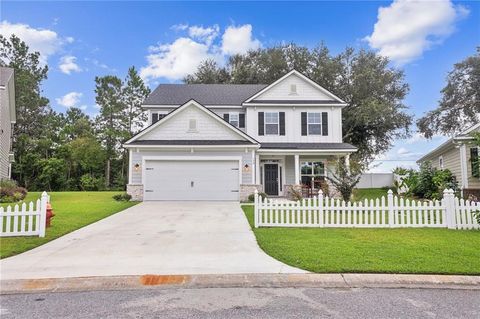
top-left (144, 160), bottom-right (240, 201)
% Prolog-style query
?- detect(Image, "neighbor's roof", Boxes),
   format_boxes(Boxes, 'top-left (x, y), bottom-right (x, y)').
top-left (144, 84), bottom-right (268, 106)
top-left (259, 143), bottom-right (357, 150)
top-left (0, 67), bottom-right (14, 87)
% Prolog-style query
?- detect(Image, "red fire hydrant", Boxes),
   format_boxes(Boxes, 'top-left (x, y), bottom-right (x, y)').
top-left (46, 202), bottom-right (55, 227)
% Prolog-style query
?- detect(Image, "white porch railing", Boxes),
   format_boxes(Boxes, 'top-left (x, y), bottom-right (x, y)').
top-left (254, 189), bottom-right (480, 230)
top-left (0, 192), bottom-right (49, 237)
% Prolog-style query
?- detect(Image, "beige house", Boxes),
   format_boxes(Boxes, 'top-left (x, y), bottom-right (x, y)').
top-left (417, 123), bottom-right (480, 198)
top-left (0, 67), bottom-right (15, 180)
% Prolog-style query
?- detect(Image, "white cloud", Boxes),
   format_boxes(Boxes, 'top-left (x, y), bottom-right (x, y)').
top-left (140, 37), bottom-right (221, 82)
top-left (188, 24), bottom-right (219, 45)
top-left (56, 92), bottom-right (83, 108)
top-left (59, 55), bottom-right (82, 74)
top-left (365, 0), bottom-right (469, 64)
top-left (0, 21), bottom-right (71, 63)
top-left (140, 24), bottom-right (262, 82)
top-left (221, 24), bottom-right (261, 55)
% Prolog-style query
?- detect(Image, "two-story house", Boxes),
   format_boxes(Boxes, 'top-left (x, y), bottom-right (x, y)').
top-left (124, 70), bottom-right (357, 201)
top-left (0, 67), bottom-right (15, 180)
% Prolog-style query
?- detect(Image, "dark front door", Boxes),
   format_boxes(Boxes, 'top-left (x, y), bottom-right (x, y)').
top-left (264, 164), bottom-right (279, 195)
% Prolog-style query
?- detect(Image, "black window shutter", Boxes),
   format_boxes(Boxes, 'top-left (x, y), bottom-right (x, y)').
top-left (239, 113), bottom-right (245, 128)
top-left (301, 112), bottom-right (307, 136)
top-left (152, 113), bottom-right (159, 124)
top-left (322, 112), bottom-right (328, 136)
top-left (158, 114), bottom-right (166, 120)
top-left (258, 112), bottom-right (264, 136)
top-left (279, 112), bottom-right (285, 135)
top-left (223, 113), bottom-right (230, 122)
top-left (471, 148), bottom-right (479, 178)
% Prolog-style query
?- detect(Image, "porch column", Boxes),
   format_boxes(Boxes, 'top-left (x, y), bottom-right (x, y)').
top-left (294, 154), bottom-right (300, 184)
top-left (459, 143), bottom-right (469, 190)
top-left (255, 153), bottom-right (261, 184)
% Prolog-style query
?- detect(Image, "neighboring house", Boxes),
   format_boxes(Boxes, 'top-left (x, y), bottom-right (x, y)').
top-left (124, 70), bottom-right (357, 201)
top-left (417, 123), bottom-right (480, 198)
top-left (0, 67), bottom-right (15, 180)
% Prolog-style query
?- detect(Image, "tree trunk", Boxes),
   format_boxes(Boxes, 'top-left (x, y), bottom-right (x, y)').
top-left (105, 158), bottom-right (110, 188)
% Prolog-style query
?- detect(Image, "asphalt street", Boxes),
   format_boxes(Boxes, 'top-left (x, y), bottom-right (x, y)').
top-left (1, 287), bottom-right (479, 318)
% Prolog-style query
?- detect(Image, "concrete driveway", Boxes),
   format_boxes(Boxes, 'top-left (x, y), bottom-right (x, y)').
top-left (0, 202), bottom-right (304, 280)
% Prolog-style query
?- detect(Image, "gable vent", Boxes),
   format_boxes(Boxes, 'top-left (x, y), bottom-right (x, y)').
top-left (289, 84), bottom-right (298, 95)
top-left (188, 119), bottom-right (198, 132)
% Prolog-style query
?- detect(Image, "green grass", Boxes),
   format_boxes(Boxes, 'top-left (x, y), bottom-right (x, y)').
top-left (0, 192), bottom-right (138, 259)
top-left (242, 205), bottom-right (480, 275)
top-left (352, 188), bottom-right (389, 201)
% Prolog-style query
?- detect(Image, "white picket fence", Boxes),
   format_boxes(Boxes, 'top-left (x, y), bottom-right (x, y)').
top-left (0, 192), bottom-right (49, 237)
top-left (254, 189), bottom-right (480, 230)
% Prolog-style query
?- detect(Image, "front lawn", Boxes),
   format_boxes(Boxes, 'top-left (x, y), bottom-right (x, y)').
top-left (0, 192), bottom-right (138, 259)
top-left (242, 205), bottom-right (480, 275)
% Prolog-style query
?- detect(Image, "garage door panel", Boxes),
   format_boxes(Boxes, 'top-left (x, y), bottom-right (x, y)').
top-left (144, 160), bottom-right (240, 201)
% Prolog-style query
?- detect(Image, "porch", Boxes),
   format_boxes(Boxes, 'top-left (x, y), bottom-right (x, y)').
top-left (254, 153), bottom-right (350, 198)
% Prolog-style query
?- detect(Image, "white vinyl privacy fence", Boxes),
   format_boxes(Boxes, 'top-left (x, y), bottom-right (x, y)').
top-left (254, 189), bottom-right (480, 230)
top-left (0, 192), bottom-right (49, 237)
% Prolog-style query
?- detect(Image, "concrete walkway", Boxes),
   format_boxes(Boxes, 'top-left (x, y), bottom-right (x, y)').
top-left (0, 202), bottom-right (304, 280)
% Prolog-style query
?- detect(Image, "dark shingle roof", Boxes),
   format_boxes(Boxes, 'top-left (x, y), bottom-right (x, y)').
top-left (125, 140), bottom-right (256, 146)
top-left (144, 84), bottom-right (268, 106)
top-left (260, 143), bottom-right (357, 150)
top-left (249, 100), bottom-right (341, 104)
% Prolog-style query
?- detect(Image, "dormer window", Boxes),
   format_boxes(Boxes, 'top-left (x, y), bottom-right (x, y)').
top-left (151, 112), bottom-right (167, 124)
top-left (289, 84), bottom-right (298, 95)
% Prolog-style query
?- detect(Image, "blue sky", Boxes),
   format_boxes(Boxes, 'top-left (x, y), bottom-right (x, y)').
top-left (1, 0), bottom-right (479, 172)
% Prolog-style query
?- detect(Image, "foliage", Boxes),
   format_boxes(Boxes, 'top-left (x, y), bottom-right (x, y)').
top-left (393, 167), bottom-right (409, 175)
top-left (327, 159), bottom-right (362, 201)
top-left (0, 180), bottom-right (27, 203)
top-left (242, 205), bottom-right (480, 275)
top-left (287, 187), bottom-right (303, 201)
top-left (418, 48), bottom-right (480, 138)
top-left (0, 192), bottom-right (138, 258)
top-left (112, 193), bottom-right (132, 202)
top-left (398, 162), bottom-right (459, 200)
top-left (1, 35), bottom-right (150, 192)
top-left (247, 192), bottom-right (267, 202)
top-left (185, 44), bottom-right (412, 163)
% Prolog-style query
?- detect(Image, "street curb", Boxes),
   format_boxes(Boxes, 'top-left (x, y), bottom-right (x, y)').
top-left (1, 273), bottom-right (479, 294)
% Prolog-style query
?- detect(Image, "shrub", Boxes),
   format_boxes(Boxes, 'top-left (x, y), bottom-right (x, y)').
top-left (80, 175), bottom-right (105, 191)
top-left (247, 192), bottom-right (267, 202)
top-left (113, 193), bottom-right (132, 202)
top-left (0, 180), bottom-right (28, 203)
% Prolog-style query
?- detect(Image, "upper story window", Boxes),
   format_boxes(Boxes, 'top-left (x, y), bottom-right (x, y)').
top-left (151, 112), bottom-right (167, 124)
top-left (265, 112), bottom-right (279, 135)
top-left (301, 112), bottom-right (328, 136)
top-left (223, 112), bottom-right (245, 128)
top-left (307, 113), bottom-right (321, 135)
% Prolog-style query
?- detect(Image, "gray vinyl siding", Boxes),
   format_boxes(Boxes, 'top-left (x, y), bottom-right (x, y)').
top-left (131, 149), bottom-right (253, 185)
top-left (0, 77), bottom-right (14, 180)
top-left (424, 145), bottom-right (464, 187)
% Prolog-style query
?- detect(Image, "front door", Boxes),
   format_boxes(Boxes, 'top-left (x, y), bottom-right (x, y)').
top-left (264, 164), bottom-right (279, 196)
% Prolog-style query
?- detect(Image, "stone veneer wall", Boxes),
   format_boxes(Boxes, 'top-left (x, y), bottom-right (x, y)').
top-left (240, 184), bottom-right (263, 202)
top-left (127, 184), bottom-right (143, 201)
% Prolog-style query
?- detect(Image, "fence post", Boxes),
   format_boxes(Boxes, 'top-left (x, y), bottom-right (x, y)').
top-left (39, 191), bottom-right (48, 237)
top-left (318, 189), bottom-right (323, 227)
top-left (443, 189), bottom-right (456, 229)
top-left (387, 189), bottom-right (394, 227)
top-left (254, 189), bottom-right (259, 228)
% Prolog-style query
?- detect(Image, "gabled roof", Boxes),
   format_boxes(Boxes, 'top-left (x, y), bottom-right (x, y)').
top-left (243, 70), bottom-right (347, 105)
top-left (125, 99), bottom-right (260, 146)
top-left (143, 84), bottom-right (267, 106)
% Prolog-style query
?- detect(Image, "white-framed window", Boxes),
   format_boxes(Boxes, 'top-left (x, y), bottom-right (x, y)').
top-left (307, 113), bottom-right (321, 135)
top-left (300, 161), bottom-right (326, 188)
top-left (151, 112), bottom-right (167, 124)
top-left (265, 112), bottom-right (279, 135)
top-left (229, 112), bottom-right (239, 128)
top-left (438, 156), bottom-right (444, 169)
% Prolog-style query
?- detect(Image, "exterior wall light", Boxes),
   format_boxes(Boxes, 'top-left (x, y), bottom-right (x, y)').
top-left (243, 164), bottom-right (250, 172)
top-left (134, 163), bottom-right (141, 171)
